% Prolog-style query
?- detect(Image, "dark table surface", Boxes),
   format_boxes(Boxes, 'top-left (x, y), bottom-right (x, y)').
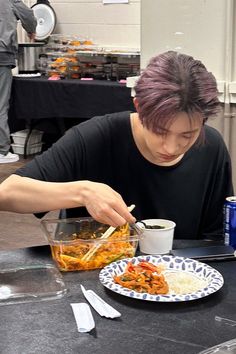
top-left (0, 240), bottom-right (235, 354)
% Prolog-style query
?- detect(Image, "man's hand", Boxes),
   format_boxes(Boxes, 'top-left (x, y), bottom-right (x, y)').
top-left (27, 32), bottom-right (36, 41)
top-left (78, 181), bottom-right (136, 227)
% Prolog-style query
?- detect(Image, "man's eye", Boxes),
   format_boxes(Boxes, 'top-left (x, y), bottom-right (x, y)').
top-left (156, 130), bottom-right (166, 135)
top-left (182, 134), bottom-right (192, 139)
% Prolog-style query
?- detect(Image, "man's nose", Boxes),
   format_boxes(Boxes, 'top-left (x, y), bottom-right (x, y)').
top-left (162, 135), bottom-right (180, 155)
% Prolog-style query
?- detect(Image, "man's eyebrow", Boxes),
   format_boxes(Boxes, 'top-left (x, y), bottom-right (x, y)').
top-left (157, 126), bottom-right (199, 134)
top-left (181, 128), bottom-right (199, 134)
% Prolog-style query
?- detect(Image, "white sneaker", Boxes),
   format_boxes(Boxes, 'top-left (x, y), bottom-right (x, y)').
top-left (0, 152), bottom-right (19, 163)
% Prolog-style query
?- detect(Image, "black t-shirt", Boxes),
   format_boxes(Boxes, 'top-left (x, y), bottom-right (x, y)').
top-left (15, 111), bottom-right (233, 239)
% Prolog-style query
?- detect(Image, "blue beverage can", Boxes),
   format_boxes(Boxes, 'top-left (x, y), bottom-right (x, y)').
top-left (224, 196), bottom-right (236, 249)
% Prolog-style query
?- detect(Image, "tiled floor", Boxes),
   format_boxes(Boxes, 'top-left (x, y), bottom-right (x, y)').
top-left (0, 156), bottom-right (31, 184)
top-left (0, 156), bottom-right (58, 250)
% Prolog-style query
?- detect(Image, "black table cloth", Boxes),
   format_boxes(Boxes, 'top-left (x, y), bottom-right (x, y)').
top-left (9, 76), bottom-right (135, 122)
top-left (8, 76), bottom-right (135, 157)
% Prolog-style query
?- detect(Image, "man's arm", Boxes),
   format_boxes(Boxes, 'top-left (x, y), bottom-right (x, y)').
top-left (0, 175), bottom-right (136, 227)
top-left (13, 0), bottom-right (37, 35)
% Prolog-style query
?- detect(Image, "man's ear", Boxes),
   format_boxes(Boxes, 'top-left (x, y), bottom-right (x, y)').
top-left (133, 97), bottom-right (139, 113)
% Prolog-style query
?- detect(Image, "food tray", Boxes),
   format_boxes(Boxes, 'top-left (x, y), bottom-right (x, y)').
top-left (0, 264), bottom-right (67, 305)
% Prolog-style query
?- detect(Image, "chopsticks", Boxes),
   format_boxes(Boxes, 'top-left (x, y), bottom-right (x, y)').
top-left (82, 204), bottom-right (136, 262)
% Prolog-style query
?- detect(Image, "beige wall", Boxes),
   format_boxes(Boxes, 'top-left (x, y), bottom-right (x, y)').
top-left (29, 0), bottom-right (140, 48)
top-left (141, 0), bottom-right (236, 190)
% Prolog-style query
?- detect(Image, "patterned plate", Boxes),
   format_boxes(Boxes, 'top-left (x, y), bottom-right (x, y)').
top-left (99, 255), bottom-right (224, 302)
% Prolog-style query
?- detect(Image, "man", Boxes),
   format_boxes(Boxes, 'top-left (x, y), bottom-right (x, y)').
top-left (0, 0), bottom-right (37, 163)
top-left (0, 51), bottom-right (233, 239)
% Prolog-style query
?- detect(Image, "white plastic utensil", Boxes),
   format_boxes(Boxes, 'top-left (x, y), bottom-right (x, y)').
top-left (70, 302), bottom-right (95, 332)
top-left (215, 316), bottom-right (236, 327)
top-left (81, 285), bottom-right (121, 319)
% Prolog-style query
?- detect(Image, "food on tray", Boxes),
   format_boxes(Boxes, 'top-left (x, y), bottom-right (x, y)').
top-left (53, 57), bottom-right (65, 63)
top-left (46, 56), bottom-right (80, 78)
top-left (113, 261), bottom-right (209, 295)
top-left (47, 71), bottom-right (62, 79)
top-left (69, 65), bottom-right (79, 71)
top-left (53, 66), bottom-right (66, 73)
top-left (67, 48), bottom-right (76, 54)
top-left (70, 73), bottom-right (80, 79)
top-left (69, 40), bottom-right (81, 46)
top-left (51, 223), bottom-right (137, 271)
top-left (114, 261), bottom-right (169, 295)
top-left (83, 40), bottom-right (93, 45)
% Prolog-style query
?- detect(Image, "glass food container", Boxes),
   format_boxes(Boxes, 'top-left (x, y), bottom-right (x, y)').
top-left (41, 217), bottom-right (142, 271)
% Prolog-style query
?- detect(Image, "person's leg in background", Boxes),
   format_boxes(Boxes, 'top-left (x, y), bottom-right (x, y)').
top-left (0, 66), bottom-right (19, 163)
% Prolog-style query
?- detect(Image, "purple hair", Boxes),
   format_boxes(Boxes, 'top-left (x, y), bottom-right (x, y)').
top-left (134, 51), bottom-right (220, 132)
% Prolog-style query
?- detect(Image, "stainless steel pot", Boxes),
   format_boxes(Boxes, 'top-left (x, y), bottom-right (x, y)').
top-left (18, 43), bottom-right (45, 72)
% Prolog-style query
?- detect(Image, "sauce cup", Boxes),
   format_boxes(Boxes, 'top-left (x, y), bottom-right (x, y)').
top-left (138, 219), bottom-right (176, 255)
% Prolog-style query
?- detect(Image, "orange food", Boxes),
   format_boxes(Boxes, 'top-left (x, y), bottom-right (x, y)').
top-left (67, 57), bottom-right (78, 63)
top-left (70, 40), bottom-right (81, 46)
top-left (83, 40), bottom-right (93, 45)
top-left (70, 73), bottom-right (80, 79)
top-left (67, 49), bottom-right (76, 54)
top-left (53, 56), bottom-right (78, 64)
top-left (54, 57), bottom-right (65, 63)
top-left (48, 72), bottom-right (61, 78)
top-left (51, 223), bottom-right (137, 271)
top-left (70, 66), bottom-right (79, 71)
top-left (57, 66), bottom-right (67, 72)
top-left (114, 261), bottom-right (169, 295)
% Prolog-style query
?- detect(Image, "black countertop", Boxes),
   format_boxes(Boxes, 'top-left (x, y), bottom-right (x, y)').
top-left (0, 243), bottom-right (235, 354)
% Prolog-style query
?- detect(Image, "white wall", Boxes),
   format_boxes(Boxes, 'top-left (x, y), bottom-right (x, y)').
top-left (141, 0), bottom-right (228, 78)
top-left (29, 0), bottom-right (140, 48)
top-left (140, 0), bottom-right (236, 189)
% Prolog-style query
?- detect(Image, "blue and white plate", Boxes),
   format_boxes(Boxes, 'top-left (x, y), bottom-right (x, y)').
top-left (99, 255), bottom-right (224, 302)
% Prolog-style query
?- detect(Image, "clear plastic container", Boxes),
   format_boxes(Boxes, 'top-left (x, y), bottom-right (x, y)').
top-left (0, 264), bottom-right (67, 305)
top-left (41, 217), bottom-right (142, 271)
top-left (48, 34), bottom-right (94, 48)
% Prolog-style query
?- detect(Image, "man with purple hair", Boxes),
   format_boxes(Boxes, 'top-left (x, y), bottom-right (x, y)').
top-left (0, 51), bottom-right (233, 239)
